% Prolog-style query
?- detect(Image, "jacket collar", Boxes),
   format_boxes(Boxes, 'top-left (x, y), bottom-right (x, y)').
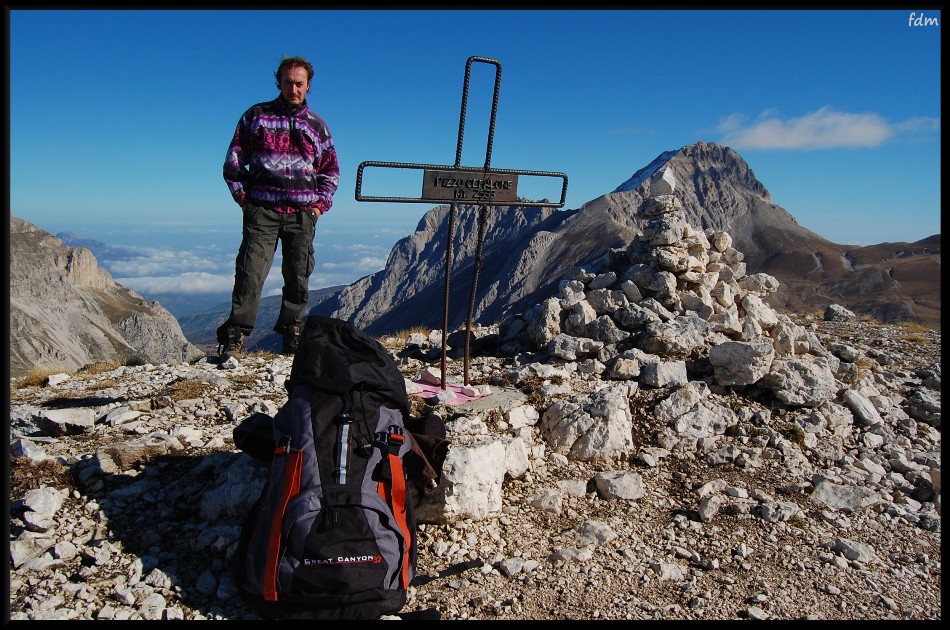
top-left (274, 95), bottom-right (308, 116)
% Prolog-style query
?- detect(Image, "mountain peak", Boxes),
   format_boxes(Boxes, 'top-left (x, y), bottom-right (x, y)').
top-left (613, 141), bottom-right (771, 205)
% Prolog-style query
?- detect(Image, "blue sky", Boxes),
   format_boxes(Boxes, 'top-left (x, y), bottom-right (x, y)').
top-left (8, 9), bottom-right (941, 314)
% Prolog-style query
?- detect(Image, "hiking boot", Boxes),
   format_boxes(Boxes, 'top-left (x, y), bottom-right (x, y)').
top-left (218, 325), bottom-right (246, 360)
top-left (281, 323), bottom-right (302, 356)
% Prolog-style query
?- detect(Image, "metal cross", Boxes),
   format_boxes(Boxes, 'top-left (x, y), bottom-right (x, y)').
top-left (355, 56), bottom-right (568, 390)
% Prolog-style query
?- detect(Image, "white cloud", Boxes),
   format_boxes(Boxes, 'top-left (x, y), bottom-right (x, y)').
top-left (893, 116), bottom-right (940, 133)
top-left (317, 255), bottom-right (386, 273)
top-left (893, 116), bottom-right (941, 142)
top-left (715, 106), bottom-right (936, 150)
top-left (715, 113), bottom-right (747, 133)
top-left (107, 232), bottom-right (391, 299)
top-left (116, 271), bottom-right (233, 294)
top-left (356, 256), bottom-right (387, 271)
top-left (370, 228), bottom-right (409, 239)
top-left (324, 241), bottom-right (389, 253)
top-left (105, 247), bottom-right (228, 276)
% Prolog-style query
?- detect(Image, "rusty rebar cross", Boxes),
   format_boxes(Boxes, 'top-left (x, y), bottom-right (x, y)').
top-left (355, 56), bottom-right (568, 390)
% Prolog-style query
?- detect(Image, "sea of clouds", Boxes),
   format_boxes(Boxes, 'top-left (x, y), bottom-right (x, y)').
top-left (59, 220), bottom-right (403, 318)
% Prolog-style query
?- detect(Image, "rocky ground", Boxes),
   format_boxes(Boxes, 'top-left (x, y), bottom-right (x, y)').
top-left (6, 314), bottom-right (941, 621)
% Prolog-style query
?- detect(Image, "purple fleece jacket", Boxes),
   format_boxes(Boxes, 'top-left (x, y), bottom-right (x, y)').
top-left (223, 96), bottom-right (340, 214)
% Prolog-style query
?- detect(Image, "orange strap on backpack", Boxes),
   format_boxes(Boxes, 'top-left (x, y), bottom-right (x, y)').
top-left (380, 428), bottom-right (412, 589)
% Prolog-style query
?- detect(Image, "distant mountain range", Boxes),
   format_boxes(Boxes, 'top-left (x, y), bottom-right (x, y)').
top-left (296, 141), bottom-right (939, 337)
top-left (28, 141), bottom-right (941, 361)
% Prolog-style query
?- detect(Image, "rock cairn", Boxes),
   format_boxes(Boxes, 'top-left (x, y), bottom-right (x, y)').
top-left (8, 181), bottom-right (941, 620)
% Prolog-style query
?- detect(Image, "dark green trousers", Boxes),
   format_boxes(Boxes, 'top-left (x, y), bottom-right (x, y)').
top-left (223, 204), bottom-right (317, 337)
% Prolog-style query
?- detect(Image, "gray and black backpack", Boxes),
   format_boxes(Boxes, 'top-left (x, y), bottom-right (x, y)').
top-left (231, 316), bottom-right (424, 619)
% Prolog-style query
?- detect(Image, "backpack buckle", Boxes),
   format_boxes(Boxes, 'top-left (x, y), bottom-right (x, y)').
top-left (274, 434), bottom-right (292, 455)
top-left (335, 411), bottom-right (352, 425)
top-left (386, 426), bottom-right (405, 455)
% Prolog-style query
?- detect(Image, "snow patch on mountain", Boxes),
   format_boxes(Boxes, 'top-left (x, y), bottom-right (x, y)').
top-left (612, 150), bottom-right (677, 193)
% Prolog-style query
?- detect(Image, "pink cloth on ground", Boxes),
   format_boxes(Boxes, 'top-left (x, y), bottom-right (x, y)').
top-left (411, 380), bottom-right (487, 406)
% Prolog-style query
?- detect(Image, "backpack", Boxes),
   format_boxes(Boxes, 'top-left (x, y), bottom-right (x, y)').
top-left (231, 316), bottom-right (422, 620)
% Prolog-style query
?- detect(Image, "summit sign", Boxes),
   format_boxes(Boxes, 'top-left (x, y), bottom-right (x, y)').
top-left (422, 169), bottom-right (519, 203)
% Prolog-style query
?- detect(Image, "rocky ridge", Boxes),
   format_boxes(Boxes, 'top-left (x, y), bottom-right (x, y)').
top-left (313, 141), bottom-right (940, 336)
top-left (9, 216), bottom-right (205, 380)
top-left (7, 183), bottom-right (941, 621)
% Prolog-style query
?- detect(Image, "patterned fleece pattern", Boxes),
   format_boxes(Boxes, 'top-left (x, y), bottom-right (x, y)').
top-left (224, 96), bottom-right (340, 214)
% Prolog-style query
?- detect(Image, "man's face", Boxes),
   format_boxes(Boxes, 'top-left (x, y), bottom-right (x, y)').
top-left (280, 66), bottom-right (310, 106)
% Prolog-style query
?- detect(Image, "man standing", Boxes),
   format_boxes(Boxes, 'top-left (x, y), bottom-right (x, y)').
top-left (217, 56), bottom-right (339, 359)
